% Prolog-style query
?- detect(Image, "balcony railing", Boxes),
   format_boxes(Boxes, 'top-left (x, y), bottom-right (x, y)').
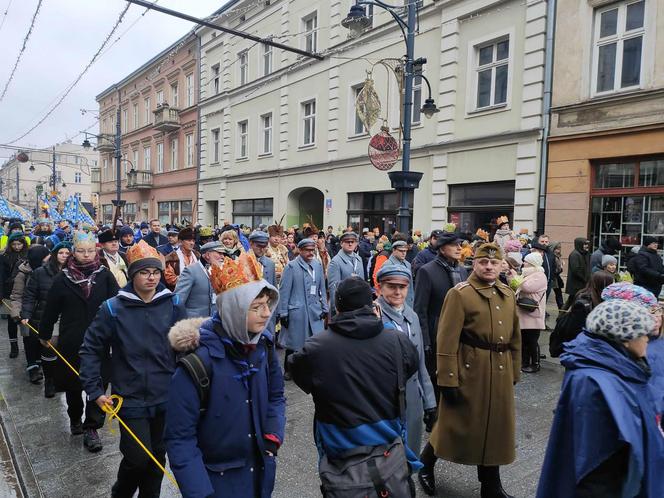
top-left (153, 104), bottom-right (180, 132)
top-left (96, 134), bottom-right (115, 153)
top-left (126, 170), bottom-right (153, 189)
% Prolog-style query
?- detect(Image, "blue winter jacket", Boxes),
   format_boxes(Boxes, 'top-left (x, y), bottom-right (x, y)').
top-left (537, 332), bottom-right (664, 498)
top-left (79, 283), bottom-right (186, 408)
top-left (164, 315), bottom-right (286, 498)
top-left (647, 338), bottom-right (664, 413)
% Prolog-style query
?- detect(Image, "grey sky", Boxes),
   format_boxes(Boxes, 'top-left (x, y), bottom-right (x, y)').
top-left (0, 0), bottom-right (226, 155)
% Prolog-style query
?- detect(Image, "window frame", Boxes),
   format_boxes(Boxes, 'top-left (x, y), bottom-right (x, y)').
top-left (122, 108), bottom-right (128, 133)
top-left (156, 142), bottom-right (164, 173)
top-left (260, 113), bottom-right (273, 156)
top-left (232, 198), bottom-right (274, 228)
top-left (237, 120), bottom-right (249, 159)
top-left (143, 146), bottom-right (151, 171)
top-left (591, 0), bottom-right (646, 97)
top-left (132, 102), bottom-right (139, 129)
top-left (211, 63), bottom-right (220, 95)
top-left (170, 138), bottom-right (178, 170)
top-left (211, 128), bottom-right (221, 163)
top-left (144, 97), bottom-right (151, 125)
top-left (186, 73), bottom-right (194, 107)
top-left (262, 43), bottom-right (273, 76)
top-left (349, 83), bottom-right (368, 138)
top-left (302, 12), bottom-right (318, 53)
top-left (239, 50), bottom-right (249, 85)
top-left (171, 82), bottom-right (179, 107)
top-left (185, 133), bottom-right (194, 167)
top-left (156, 89), bottom-right (164, 105)
top-left (301, 99), bottom-right (317, 147)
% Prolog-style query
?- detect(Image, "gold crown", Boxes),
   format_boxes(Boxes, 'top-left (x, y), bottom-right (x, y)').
top-left (476, 229), bottom-right (489, 242)
top-left (126, 240), bottom-right (163, 266)
top-left (496, 216), bottom-right (510, 226)
top-left (211, 252), bottom-right (264, 294)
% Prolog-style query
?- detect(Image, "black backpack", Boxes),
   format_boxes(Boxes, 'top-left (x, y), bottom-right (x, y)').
top-left (549, 296), bottom-right (591, 357)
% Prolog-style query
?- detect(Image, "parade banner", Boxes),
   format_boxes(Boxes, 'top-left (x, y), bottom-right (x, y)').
top-left (39, 193), bottom-right (62, 221)
top-left (62, 195), bottom-right (95, 226)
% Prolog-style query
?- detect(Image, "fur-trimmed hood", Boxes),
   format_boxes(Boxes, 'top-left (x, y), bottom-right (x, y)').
top-left (169, 317), bottom-right (206, 352)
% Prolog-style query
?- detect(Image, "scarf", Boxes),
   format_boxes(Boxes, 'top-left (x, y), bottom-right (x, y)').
top-left (64, 253), bottom-right (101, 298)
top-left (435, 256), bottom-right (463, 286)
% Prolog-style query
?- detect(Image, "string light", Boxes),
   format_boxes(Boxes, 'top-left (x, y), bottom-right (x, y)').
top-left (0, 0), bottom-right (44, 103)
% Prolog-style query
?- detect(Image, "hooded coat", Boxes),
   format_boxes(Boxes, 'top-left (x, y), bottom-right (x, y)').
top-left (566, 238), bottom-right (590, 298)
top-left (164, 280), bottom-right (285, 498)
top-left (537, 333), bottom-right (664, 498)
top-left (276, 256), bottom-right (327, 350)
top-left (21, 263), bottom-right (59, 328)
top-left (629, 246), bottom-right (664, 297)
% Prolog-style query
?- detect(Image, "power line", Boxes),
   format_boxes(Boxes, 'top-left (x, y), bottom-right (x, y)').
top-left (0, 0), bottom-right (44, 102)
top-left (6, 3), bottom-right (132, 145)
top-left (0, 0), bottom-right (14, 34)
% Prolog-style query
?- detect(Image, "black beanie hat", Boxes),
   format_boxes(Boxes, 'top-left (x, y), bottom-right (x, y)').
top-left (27, 244), bottom-right (50, 270)
top-left (335, 277), bottom-right (373, 313)
top-left (605, 237), bottom-right (622, 252)
top-left (643, 236), bottom-right (658, 247)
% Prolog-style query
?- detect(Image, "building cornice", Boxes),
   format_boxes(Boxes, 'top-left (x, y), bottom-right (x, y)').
top-left (552, 87), bottom-right (664, 114)
top-left (548, 122), bottom-right (664, 142)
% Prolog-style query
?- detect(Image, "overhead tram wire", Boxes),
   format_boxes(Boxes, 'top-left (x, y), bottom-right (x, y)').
top-left (0, 0), bottom-right (45, 102)
top-left (6, 3), bottom-right (132, 144)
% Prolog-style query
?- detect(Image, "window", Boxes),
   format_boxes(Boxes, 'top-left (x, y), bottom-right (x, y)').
top-left (303, 13), bottom-right (318, 53)
top-left (346, 191), bottom-right (412, 234)
top-left (186, 74), bottom-right (194, 107)
top-left (260, 114), bottom-right (272, 155)
top-left (351, 85), bottom-right (367, 136)
top-left (143, 146), bottom-right (151, 171)
top-left (124, 203), bottom-right (137, 223)
top-left (302, 100), bottom-right (316, 146)
top-left (132, 103), bottom-right (139, 129)
top-left (156, 89), bottom-right (164, 105)
top-left (211, 129), bottom-right (220, 163)
top-left (211, 64), bottom-right (220, 95)
top-left (262, 44), bottom-right (272, 76)
top-left (102, 204), bottom-right (113, 224)
top-left (593, 0), bottom-right (645, 94)
top-left (237, 120), bottom-right (248, 158)
top-left (412, 75), bottom-right (422, 124)
top-left (186, 133), bottom-right (194, 167)
top-left (158, 200), bottom-right (193, 226)
top-left (232, 198), bottom-right (273, 227)
top-left (239, 51), bottom-right (248, 85)
top-left (144, 97), bottom-right (151, 125)
top-left (122, 109), bottom-right (128, 132)
top-left (132, 150), bottom-right (138, 175)
top-left (171, 138), bottom-right (178, 170)
top-left (447, 181), bottom-right (516, 234)
top-left (475, 37), bottom-right (510, 109)
top-left (75, 192), bottom-right (82, 200)
top-left (103, 158), bottom-right (108, 181)
top-left (171, 82), bottom-right (179, 107)
top-left (74, 172), bottom-right (82, 184)
top-left (156, 143), bottom-right (164, 173)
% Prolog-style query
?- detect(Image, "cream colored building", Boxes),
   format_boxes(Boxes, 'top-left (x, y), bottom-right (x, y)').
top-left (197, 0), bottom-right (548, 234)
top-left (0, 141), bottom-right (96, 217)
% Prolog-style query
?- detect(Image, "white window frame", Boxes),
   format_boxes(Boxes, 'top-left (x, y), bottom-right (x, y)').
top-left (466, 29), bottom-right (514, 115)
top-left (211, 64), bottom-right (220, 95)
top-left (412, 74), bottom-right (423, 125)
top-left (591, 0), bottom-right (646, 97)
top-left (171, 82), bottom-right (179, 107)
top-left (211, 128), bottom-right (221, 163)
top-left (122, 109), bottom-right (128, 133)
top-left (349, 83), bottom-right (368, 137)
top-left (185, 133), bottom-right (194, 167)
top-left (301, 99), bottom-right (317, 147)
top-left (170, 138), bottom-right (178, 170)
top-left (186, 74), bottom-right (194, 107)
top-left (302, 12), bottom-right (318, 54)
top-left (132, 102), bottom-right (139, 129)
top-left (239, 51), bottom-right (249, 85)
top-left (237, 120), bottom-right (249, 159)
top-left (156, 142), bottom-right (164, 173)
top-left (262, 44), bottom-right (272, 76)
top-left (74, 172), bottom-right (82, 184)
top-left (132, 150), bottom-right (138, 175)
top-left (143, 146), bottom-right (151, 171)
top-left (156, 89), bottom-right (164, 105)
top-left (144, 97), bottom-right (151, 125)
top-left (260, 113), bottom-right (272, 155)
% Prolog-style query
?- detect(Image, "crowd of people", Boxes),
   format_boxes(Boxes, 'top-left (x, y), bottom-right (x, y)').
top-left (0, 212), bottom-right (663, 497)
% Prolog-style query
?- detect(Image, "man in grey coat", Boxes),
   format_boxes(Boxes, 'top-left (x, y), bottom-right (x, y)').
top-left (327, 231), bottom-right (364, 315)
top-left (248, 230), bottom-right (277, 335)
top-left (277, 238), bottom-right (328, 380)
top-left (376, 265), bottom-right (436, 455)
top-left (174, 241), bottom-right (224, 318)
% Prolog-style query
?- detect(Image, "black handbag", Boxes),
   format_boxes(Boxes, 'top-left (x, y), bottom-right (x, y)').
top-left (516, 296), bottom-right (540, 312)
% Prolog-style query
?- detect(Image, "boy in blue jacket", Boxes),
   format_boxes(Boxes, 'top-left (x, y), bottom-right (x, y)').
top-left (80, 240), bottom-right (186, 497)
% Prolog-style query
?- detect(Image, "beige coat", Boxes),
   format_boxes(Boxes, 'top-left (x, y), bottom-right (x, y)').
top-left (432, 272), bottom-right (521, 466)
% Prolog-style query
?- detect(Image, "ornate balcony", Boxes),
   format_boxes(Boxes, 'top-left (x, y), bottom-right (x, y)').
top-left (153, 104), bottom-right (180, 132)
top-left (126, 169), bottom-right (153, 189)
top-left (96, 134), bottom-right (115, 153)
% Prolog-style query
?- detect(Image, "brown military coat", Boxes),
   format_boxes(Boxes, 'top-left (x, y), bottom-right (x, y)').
top-left (431, 272), bottom-right (521, 466)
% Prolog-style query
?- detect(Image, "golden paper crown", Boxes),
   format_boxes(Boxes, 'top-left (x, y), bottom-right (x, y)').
top-left (211, 252), bottom-right (264, 294)
top-left (126, 240), bottom-right (163, 266)
top-left (476, 229), bottom-right (489, 242)
top-left (496, 216), bottom-right (510, 226)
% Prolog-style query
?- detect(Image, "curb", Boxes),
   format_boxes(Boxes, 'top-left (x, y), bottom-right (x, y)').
top-left (0, 392), bottom-right (42, 497)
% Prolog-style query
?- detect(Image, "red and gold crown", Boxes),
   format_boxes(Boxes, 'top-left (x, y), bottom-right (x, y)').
top-left (496, 215), bottom-right (510, 226)
top-left (211, 252), bottom-right (264, 294)
top-left (126, 240), bottom-right (163, 266)
top-left (476, 229), bottom-right (489, 242)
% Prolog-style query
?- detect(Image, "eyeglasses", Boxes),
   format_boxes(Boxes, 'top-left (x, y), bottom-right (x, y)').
top-left (248, 303), bottom-right (271, 314)
top-left (137, 270), bottom-right (161, 278)
top-left (74, 249), bottom-right (96, 255)
top-left (650, 306), bottom-right (663, 317)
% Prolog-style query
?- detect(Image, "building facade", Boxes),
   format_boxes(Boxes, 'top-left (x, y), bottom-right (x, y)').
top-left (196, 0), bottom-right (548, 234)
top-left (96, 32), bottom-right (199, 225)
top-left (545, 0), bottom-right (663, 265)
top-left (0, 141), bottom-right (96, 217)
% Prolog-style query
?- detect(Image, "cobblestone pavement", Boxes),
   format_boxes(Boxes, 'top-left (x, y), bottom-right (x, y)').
top-left (0, 317), bottom-right (564, 497)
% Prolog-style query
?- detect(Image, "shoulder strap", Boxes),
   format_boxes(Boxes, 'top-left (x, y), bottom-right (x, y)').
top-left (392, 332), bottom-right (405, 422)
top-left (178, 352), bottom-right (211, 412)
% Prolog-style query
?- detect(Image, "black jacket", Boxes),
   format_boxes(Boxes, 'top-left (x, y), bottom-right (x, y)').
top-left (288, 306), bottom-right (418, 429)
top-left (39, 268), bottom-right (119, 391)
top-left (566, 238), bottom-right (590, 297)
top-left (142, 232), bottom-right (168, 248)
top-left (411, 244), bottom-right (437, 280)
top-left (629, 246), bottom-right (664, 297)
top-left (413, 255), bottom-right (468, 350)
top-left (358, 238), bottom-right (373, 280)
top-left (21, 264), bottom-right (59, 327)
top-left (590, 241), bottom-right (617, 273)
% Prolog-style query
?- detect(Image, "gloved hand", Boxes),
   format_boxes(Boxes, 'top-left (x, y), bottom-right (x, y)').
top-left (424, 345), bottom-right (434, 365)
top-left (264, 438), bottom-right (279, 457)
top-left (423, 408), bottom-right (438, 432)
top-left (319, 312), bottom-right (327, 321)
top-left (279, 316), bottom-right (289, 329)
top-left (440, 386), bottom-right (460, 406)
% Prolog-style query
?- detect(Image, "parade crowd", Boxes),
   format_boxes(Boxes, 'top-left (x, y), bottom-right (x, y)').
top-left (1, 213), bottom-right (664, 498)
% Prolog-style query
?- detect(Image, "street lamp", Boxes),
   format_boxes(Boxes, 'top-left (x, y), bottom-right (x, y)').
top-left (342, 0), bottom-right (438, 234)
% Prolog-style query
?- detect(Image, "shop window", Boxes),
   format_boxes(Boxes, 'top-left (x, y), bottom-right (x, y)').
top-left (594, 162), bottom-right (635, 189)
top-left (447, 181), bottom-right (515, 234)
top-left (347, 191), bottom-right (412, 234)
top-left (158, 200), bottom-right (192, 226)
top-left (232, 198), bottom-right (273, 228)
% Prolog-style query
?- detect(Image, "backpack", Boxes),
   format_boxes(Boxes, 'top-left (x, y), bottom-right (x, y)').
top-left (548, 311), bottom-right (572, 358)
top-left (549, 296), bottom-right (591, 357)
top-left (317, 333), bottom-right (414, 498)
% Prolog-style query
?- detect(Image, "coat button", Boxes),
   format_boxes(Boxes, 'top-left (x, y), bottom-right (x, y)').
top-left (220, 472), bottom-right (224, 476)
top-left (498, 320), bottom-right (503, 325)
top-left (250, 467), bottom-right (254, 472)
top-left (498, 365), bottom-right (504, 370)
top-left (448, 372), bottom-right (454, 377)
top-left (499, 336), bottom-right (504, 341)
top-left (465, 363), bottom-right (470, 369)
top-left (493, 291), bottom-right (496, 295)
top-left (496, 306), bottom-right (500, 310)
top-left (246, 399), bottom-right (249, 404)
top-left (248, 434), bottom-right (252, 438)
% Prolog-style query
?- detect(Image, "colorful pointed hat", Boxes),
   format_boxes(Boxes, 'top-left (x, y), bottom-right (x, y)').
top-left (210, 252), bottom-right (264, 294)
top-left (126, 240), bottom-right (164, 279)
top-left (72, 230), bottom-right (96, 248)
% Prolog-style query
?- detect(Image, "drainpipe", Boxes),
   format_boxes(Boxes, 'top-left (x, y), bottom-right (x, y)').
top-left (195, 33), bottom-right (202, 225)
top-left (537, 0), bottom-right (557, 235)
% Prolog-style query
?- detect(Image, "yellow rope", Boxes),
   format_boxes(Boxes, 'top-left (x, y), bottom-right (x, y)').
top-left (2, 300), bottom-right (179, 489)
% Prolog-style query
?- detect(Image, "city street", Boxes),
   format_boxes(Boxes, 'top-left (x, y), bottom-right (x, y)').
top-left (0, 318), bottom-right (564, 498)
